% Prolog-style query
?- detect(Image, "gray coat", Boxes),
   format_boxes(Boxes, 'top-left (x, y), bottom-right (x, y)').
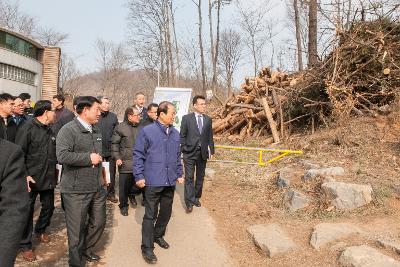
top-left (111, 121), bottom-right (140, 173)
top-left (56, 118), bottom-right (104, 193)
top-left (97, 111), bottom-right (118, 158)
top-left (0, 139), bottom-right (29, 267)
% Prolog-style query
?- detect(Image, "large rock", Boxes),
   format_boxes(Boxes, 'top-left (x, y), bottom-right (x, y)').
top-left (277, 168), bottom-right (292, 188)
top-left (205, 168), bottom-right (216, 181)
top-left (300, 160), bottom-right (320, 170)
top-left (378, 239), bottom-right (400, 254)
top-left (339, 245), bottom-right (400, 267)
top-left (247, 224), bottom-right (297, 258)
top-left (322, 182), bottom-right (373, 210)
top-left (284, 189), bottom-right (310, 212)
top-left (304, 167), bottom-right (345, 180)
top-left (310, 223), bottom-right (362, 249)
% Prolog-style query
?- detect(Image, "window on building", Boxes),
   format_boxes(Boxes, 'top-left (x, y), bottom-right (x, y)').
top-left (0, 30), bottom-right (39, 59)
top-left (0, 63), bottom-right (36, 86)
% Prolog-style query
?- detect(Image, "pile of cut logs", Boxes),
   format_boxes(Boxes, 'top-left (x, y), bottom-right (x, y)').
top-left (211, 67), bottom-right (295, 143)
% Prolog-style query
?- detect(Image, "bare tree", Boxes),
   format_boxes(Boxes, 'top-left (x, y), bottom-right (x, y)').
top-left (293, 0), bottom-right (303, 70)
top-left (34, 26), bottom-right (68, 46)
top-left (218, 29), bottom-right (242, 97)
top-left (126, 0), bottom-right (179, 87)
top-left (236, 0), bottom-right (272, 76)
top-left (308, 0), bottom-right (318, 67)
top-left (192, 0), bottom-right (207, 94)
top-left (208, 0), bottom-right (233, 94)
top-left (0, 0), bottom-right (36, 36)
top-left (59, 54), bottom-right (80, 95)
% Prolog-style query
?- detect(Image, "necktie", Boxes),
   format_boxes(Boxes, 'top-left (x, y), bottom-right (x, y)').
top-left (197, 115), bottom-right (203, 133)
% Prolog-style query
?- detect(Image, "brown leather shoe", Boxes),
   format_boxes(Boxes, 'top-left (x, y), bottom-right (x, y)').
top-left (37, 232), bottom-right (50, 243)
top-left (107, 194), bottom-right (118, 203)
top-left (21, 249), bottom-right (36, 262)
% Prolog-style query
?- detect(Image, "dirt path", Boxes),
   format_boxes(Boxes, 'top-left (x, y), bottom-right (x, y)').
top-left (15, 185), bottom-right (233, 267)
top-left (100, 184), bottom-right (233, 267)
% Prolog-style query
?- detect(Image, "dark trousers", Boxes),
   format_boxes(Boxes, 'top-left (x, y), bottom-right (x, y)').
top-left (141, 186), bottom-right (175, 251)
top-left (62, 187), bottom-right (106, 267)
top-left (104, 156), bottom-right (116, 195)
top-left (119, 173), bottom-right (145, 208)
top-left (20, 189), bottom-right (55, 250)
top-left (183, 149), bottom-right (207, 208)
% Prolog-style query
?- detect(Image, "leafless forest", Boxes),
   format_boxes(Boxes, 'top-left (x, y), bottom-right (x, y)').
top-left (0, 0), bottom-right (398, 117)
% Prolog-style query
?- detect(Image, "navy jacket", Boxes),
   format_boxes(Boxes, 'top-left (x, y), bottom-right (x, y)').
top-left (133, 120), bottom-right (183, 186)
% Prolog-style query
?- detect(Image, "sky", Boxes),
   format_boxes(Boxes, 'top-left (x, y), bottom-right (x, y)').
top-left (20, 0), bottom-right (291, 87)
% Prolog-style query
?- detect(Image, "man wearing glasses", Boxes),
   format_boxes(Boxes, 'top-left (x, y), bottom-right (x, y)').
top-left (111, 107), bottom-right (141, 215)
top-left (15, 100), bottom-right (57, 262)
top-left (139, 103), bottom-right (159, 128)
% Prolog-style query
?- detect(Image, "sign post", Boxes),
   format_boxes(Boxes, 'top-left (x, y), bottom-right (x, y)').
top-left (152, 87), bottom-right (193, 130)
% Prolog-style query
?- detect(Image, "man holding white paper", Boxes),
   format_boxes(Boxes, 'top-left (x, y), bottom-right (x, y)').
top-left (56, 96), bottom-right (106, 266)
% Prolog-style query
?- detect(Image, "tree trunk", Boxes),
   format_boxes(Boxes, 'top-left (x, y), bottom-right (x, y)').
top-left (208, 0), bottom-right (216, 93)
top-left (163, 27), bottom-right (170, 86)
top-left (251, 34), bottom-right (258, 76)
top-left (165, 1), bottom-right (175, 86)
top-left (159, 26), bottom-right (165, 86)
top-left (169, 1), bottom-right (181, 83)
top-left (227, 70), bottom-right (233, 97)
top-left (212, 0), bottom-right (222, 94)
top-left (294, 0), bottom-right (303, 71)
top-left (197, 0), bottom-right (207, 94)
top-left (307, 0), bottom-right (318, 67)
top-left (261, 97), bottom-right (280, 143)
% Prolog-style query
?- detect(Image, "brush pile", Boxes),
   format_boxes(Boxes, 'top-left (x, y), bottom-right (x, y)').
top-left (212, 19), bottom-right (400, 142)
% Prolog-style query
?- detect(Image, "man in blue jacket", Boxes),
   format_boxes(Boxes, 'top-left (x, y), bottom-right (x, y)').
top-left (133, 101), bottom-right (184, 264)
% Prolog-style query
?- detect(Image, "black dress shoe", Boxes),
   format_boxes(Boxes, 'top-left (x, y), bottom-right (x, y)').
top-left (194, 199), bottom-right (201, 207)
top-left (107, 194), bottom-right (118, 203)
top-left (186, 206), bottom-right (193, 213)
top-left (142, 249), bottom-right (157, 264)
top-left (129, 196), bottom-right (137, 207)
top-left (120, 206), bottom-right (128, 216)
top-left (84, 252), bottom-right (101, 262)
top-left (154, 237), bottom-right (170, 249)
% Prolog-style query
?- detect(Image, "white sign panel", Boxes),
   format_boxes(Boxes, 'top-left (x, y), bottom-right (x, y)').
top-left (153, 87), bottom-right (192, 130)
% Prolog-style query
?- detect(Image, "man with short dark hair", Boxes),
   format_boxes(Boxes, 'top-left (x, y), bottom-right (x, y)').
top-left (56, 96), bottom-right (106, 266)
top-left (134, 101), bottom-right (184, 264)
top-left (18, 93), bottom-right (33, 116)
top-left (0, 138), bottom-right (30, 267)
top-left (0, 93), bottom-right (17, 142)
top-left (111, 106), bottom-right (141, 215)
top-left (180, 95), bottom-right (215, 213)
top-left (139, 103), bottom-right (158, 128)
top-left (15, 100), bottom-right (57, 262)
top-left (97, 96), bottom-right (119, 203)
top-left (52, 94), bottom-right (75, 136)
top-left (134, 92), bottom-right (148, 120)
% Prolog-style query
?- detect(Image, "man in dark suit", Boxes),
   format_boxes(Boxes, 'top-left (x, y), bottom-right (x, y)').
top-left (16, 100), bottom-right (57, 262)
top-left (52, 94), bottom-right (75, 136)
top-left (0, 93), bottom-right (16, 142)
top-left (180, 95), bottom-right (215, 213)
top-left (0, 138), bottom-right (30, 267)
top-left (133, 92), bottom-right (148, 120)
top-left (97, 96), bottom-right (119, 203)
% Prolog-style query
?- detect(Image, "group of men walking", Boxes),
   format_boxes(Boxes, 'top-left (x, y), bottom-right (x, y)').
top-left (0, 91), bottom-right (214, 266)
